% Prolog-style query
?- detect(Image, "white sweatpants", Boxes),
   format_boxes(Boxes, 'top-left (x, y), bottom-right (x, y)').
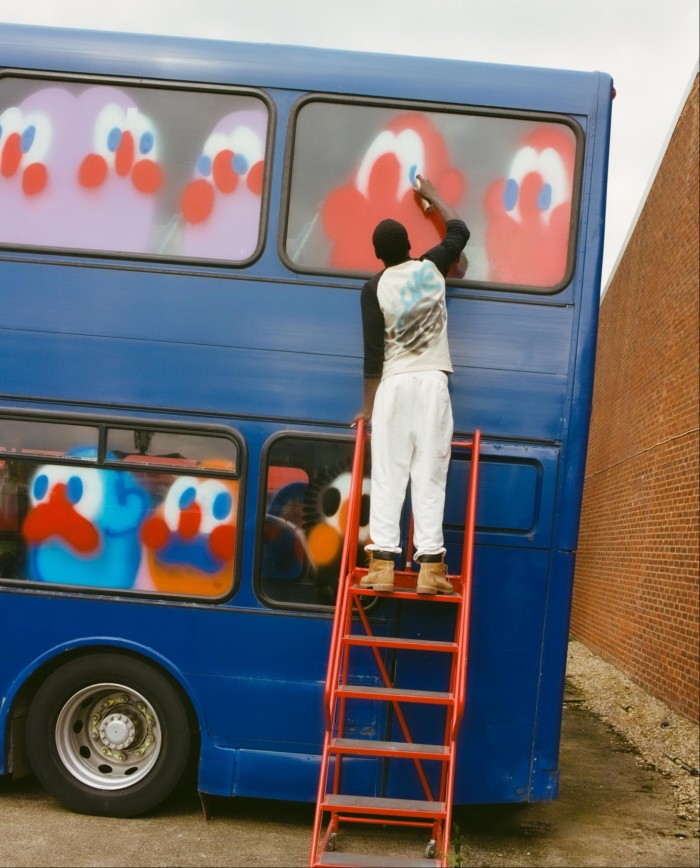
top-left (366, 370), bottom-right (453, 559)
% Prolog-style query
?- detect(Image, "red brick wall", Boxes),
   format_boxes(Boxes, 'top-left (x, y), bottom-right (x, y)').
top-left (571, 76), bottom-right (699, 722)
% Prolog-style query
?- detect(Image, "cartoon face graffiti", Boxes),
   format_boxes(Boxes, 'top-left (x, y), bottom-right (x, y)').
top-left (180, 108), bottom-right (267, 260)
top-left (321, 113), bottom-right (465, 270)
top-left (304, 470), bottom-right (371, 572)
top-left (140, 474), bottom-right (238, 596)
top-left (0, 87), bottom-right (73, 246)
top-left (0, 85), bottom-right (162, 253)
top-left (483, 125), bottom-right (576, 286)
top-left (22, 456), bottom-right (148, 588)
top-left (75, 86), bottom-right (163, 251)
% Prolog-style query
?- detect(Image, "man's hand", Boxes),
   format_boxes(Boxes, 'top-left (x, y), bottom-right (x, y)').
top-left (414, 174), bottom-right (439, 207)
top-left (414, 173), bottom-right (462, 224)
top-left (353, 377), bottom-right (380, 427)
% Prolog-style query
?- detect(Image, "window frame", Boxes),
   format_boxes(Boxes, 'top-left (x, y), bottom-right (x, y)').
top-left (0, 408), bottom-right (246, 603)
top-left (0, 69), bottom-right (276, 269)
top-left (255, 429), bottom-right (372, 613)
top-left (279, 93), bottom-right (585, 295)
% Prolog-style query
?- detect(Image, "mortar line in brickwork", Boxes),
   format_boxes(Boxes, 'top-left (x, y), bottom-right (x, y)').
top-left (584, 425), bottom-right (700, 481)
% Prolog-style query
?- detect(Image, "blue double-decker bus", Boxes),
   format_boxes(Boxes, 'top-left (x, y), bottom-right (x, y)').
top-left (0, 23), bottom-right (612, 818)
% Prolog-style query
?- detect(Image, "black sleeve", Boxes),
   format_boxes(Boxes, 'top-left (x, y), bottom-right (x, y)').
top-left (421, 219), bottom-right (470, 278)
top-left (360, 277), bottom-right (385, 378)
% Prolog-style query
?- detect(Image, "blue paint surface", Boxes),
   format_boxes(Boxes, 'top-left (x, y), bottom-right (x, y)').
top-left (0, 22), bottom-right (612, 807)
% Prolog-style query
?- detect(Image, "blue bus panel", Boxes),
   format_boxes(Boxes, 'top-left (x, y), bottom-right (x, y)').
top-left (0, 23), bottom-right (612, 818)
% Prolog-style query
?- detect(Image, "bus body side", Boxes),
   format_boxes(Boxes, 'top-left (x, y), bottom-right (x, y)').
top-left (0, 24), bottom-right (612, 814)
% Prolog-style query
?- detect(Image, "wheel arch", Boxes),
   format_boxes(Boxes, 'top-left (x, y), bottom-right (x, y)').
top-left (3, 639), bottom-right (203, 780)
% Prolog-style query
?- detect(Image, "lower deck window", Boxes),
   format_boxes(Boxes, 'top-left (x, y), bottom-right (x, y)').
top-left (259, 435), bottom-right (370, 607)
top-left (0, 417), bottom-right (240, 599)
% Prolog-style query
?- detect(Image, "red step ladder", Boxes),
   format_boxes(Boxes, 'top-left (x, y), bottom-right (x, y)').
top-left (309, 421), bottom-right (481, 867)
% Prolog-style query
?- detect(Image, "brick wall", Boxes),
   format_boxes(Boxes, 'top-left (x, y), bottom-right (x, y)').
top-left (571, 76), bottom-right (699, 722)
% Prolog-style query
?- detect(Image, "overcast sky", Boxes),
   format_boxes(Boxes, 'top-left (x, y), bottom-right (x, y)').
top-left (1, 0), bottom-right (698, 291)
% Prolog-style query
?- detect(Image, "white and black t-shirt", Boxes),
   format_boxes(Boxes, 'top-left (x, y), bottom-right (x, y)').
top-left (361, 219), bottom-right (469, 380)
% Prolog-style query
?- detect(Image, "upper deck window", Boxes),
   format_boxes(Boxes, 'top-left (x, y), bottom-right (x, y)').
top-left (285, 100), bottom-right (580, 292)
top-left (0, 76), bottom-right (269, 264)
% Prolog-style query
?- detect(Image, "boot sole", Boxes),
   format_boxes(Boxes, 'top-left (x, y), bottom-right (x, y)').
top-left (359, 583), bottom-right (394, 592)
top-left (416, 585), bottom-right (454, 595)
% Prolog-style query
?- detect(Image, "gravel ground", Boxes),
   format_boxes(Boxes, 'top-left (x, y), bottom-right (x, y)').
top-left (0, 638), bottom-right (697, 866)
top-left (566, 638), bottom-right (699, 833)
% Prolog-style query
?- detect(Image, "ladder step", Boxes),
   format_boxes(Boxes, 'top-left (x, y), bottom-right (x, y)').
top-left (344, 635), bottom-right (457, 653)
top-left (323, 794), bottom-right (446, 818)
top-left (330, 738), bottom-right (450, 759)
top-left (337, 685), bottom-right (453, 704)
top-left (350, 585), bottom-right (462, 603)
top-left (317, 852), bottom-right (438, 867)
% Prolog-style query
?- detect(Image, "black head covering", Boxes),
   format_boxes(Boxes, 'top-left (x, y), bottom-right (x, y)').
top-left (372, 219), bottom-right (411, 266)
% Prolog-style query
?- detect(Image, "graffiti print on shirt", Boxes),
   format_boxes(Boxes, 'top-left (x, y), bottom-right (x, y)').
top-left (387, 261), bottom-right (445, 356)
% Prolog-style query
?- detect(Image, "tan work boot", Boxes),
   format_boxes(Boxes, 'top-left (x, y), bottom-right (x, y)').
top-left (416, 557), bottom-right (454, 595)
top-left (359, 552), bottom-right (395, 592)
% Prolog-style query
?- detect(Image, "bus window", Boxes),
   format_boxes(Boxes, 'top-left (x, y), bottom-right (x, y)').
top-left (0, 417), bottom-right (240, 598)
top-left (105, 427), bottom-right (238, 473)
top-left (285, 99), bottom-right (579, 290)
top-left (259, 435), bottom-right (370, 607)
top-left (0, 416), bottom-right (98, 459)
top-left (0, 76), bottom-right (269, 263)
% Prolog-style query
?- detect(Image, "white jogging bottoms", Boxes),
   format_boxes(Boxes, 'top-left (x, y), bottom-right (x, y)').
top-left (367, 370), bottom-right (453, 559)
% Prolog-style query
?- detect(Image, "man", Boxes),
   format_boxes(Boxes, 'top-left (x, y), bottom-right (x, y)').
top-left (354, 174), bottom-right (469, 594)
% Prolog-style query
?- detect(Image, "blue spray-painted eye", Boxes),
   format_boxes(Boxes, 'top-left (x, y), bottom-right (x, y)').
top-left (107, 127), bottom-right (122, 152)
top-left (503, 178), bottom-right (519, 212)
top-left (537, 183), bottom-right (552, 211)
top-left (179, 486), bottom-right (197, 511)
top-left (408, 164), bottom-right (418, 185)
top-left (33, 474), bottom-right (49, 501)
top-left (66, 476), bottom-right (84, 505)
top-left (21, 125), bottom-right (36, 153)
top-left (232, 153), bottom-right (248, 175)
top-left (139, 131), bottom-right (154, 155)
top-left (197, 154), bottom-right (212, 176)
top-left (212, 491), bottom-right (232, 521)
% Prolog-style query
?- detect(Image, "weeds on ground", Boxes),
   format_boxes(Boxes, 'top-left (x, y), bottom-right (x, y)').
top-left (448, 822), bottom-right (465, 867)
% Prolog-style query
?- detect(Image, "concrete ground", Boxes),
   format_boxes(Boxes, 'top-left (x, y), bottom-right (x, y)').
top-left (0, 690), bottom-right (697, 867)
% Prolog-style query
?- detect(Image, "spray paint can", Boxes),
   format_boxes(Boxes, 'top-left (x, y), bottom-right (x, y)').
top-left (414, 177), bottom-right (432, 213)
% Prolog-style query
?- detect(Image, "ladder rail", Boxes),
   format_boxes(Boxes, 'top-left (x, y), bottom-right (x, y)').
top-left (440, 431), bottom-right (481, 863)
top-left (323, 418), bottom-right (368, 728)
top-left (452, 429), bottom-right (481, 737)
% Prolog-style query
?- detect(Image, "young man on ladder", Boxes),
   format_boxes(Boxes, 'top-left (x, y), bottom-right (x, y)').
top-left (354, 174), bottom-right (469, 594)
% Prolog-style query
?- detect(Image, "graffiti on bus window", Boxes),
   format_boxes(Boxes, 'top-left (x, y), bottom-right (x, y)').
top-left (7, 453), bottom-right (238, 597)
top-left (484, 125), bottom-right (576, 286)
top-left (0, 86), bottom-right (161, 253)
top-left (22, 449), bottom-right (149, 589)
top-left (321, 113), bottom-right (465, 272)
top-left (138, 468), bottom-right (238, 597)
top-left (180, 109), bottom-right (266, 260)
top-left (287, 102), bottom-right (577, 290)
top-left (261, 442), bottom-right (371, 606)
top-left (0, 79), bottom-right (268, 261)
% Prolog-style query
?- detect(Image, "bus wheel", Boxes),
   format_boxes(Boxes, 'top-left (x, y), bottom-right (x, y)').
top-left (26, 653), bottom-right (192, 818)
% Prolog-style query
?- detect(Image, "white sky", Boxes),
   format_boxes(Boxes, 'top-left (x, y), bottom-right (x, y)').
top-left (1, 0), bottom-right (698, 291)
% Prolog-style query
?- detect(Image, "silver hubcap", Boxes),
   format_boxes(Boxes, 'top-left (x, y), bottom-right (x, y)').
top-left (55, 682), bottom-right (161, 791)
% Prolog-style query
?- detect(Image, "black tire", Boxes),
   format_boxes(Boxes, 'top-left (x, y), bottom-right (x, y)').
top-left (26, 653), bottom-right (193, 818)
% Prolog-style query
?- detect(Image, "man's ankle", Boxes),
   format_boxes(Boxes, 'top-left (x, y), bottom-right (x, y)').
top-left (417, 552), bottom-right (443, 563)
top-left (369, 550), bottom-right (395, 561)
